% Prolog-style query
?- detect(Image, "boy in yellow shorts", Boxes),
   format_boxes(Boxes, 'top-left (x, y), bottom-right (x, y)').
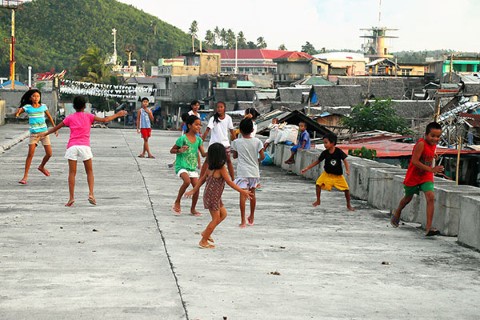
top-left (301, 132), bottom-right (354, 211)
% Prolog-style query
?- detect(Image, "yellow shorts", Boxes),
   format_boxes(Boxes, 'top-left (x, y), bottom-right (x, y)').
top-left (316, 172), bottom-right (349, 191)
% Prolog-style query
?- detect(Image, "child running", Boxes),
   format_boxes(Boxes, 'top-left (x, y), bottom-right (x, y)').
top-left (185, 143), bottom-right (252, 249)
top-left (231, 118), bottom-right (265, 228)
top-left (201, 101), bottom-right (236, 180)
top-left (301, 132), bottom-right (354, 211)
top-left (390, 121), bottom-right (444, 236)
top-left (40, 96), bottom-right (127, 206)
top-left (136, 97), bottom-right (155, 158)
top-left (170, 115), bottom-right (206, 215)
top-left (15, 89), bottom-right (57, 185)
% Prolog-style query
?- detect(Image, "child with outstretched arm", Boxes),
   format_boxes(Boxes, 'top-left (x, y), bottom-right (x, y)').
top-left (301, 132), bottom-right (354, 211)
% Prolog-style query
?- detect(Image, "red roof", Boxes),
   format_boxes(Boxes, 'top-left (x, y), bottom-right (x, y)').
top-left (338, 140), bottom-right (480, 158)
top-left (275, 51), bottom-right (314, 61)
top-left (208, 49), bottom-right (292, 60)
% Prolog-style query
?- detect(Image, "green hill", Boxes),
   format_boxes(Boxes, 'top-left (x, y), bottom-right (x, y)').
top-left (0, 0), bottom-right (191, 79)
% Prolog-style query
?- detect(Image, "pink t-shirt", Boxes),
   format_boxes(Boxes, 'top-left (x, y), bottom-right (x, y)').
top-left (63, 112), bottom-right (95, 148)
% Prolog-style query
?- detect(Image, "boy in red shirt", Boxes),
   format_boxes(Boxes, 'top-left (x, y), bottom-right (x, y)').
top-left (390, 122), bottom-right (444, 236)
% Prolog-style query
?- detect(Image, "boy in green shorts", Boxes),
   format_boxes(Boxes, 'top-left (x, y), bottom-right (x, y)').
top-left (390, 122), bottom-right (444, 236)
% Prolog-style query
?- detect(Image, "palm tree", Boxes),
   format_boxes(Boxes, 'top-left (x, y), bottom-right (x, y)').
top-left (256, 37), bottom-right (267, 49)
top-left (79, 46), bottom-right (111, 83)
top-left (237, 31), bottom-right (247, 49)
top-left (189, 20), bottom-right (199, 52)
top-left (226, 29), bottom-right (236, 49)
top-left (214, 26), bottom-right (221, 47)
top-left (205, 30), bottom-right (215, 48)
top-left (220, 28), bottom-right (227, 48)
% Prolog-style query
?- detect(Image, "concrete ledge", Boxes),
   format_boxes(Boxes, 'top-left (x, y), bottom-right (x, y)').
top-left (458, 195), bottom-right (480, 250)
top-left (0, 130), bottom-right (29, 153)
top-left (273, 143), bottom-right (480, 246)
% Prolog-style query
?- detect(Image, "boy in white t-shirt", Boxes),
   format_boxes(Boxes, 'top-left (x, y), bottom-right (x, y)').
top-left (231, 118), bottom-right (265, 228)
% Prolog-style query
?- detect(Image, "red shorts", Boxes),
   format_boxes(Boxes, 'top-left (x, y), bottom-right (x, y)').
top-left (140, 128), bottom-right (151, 138)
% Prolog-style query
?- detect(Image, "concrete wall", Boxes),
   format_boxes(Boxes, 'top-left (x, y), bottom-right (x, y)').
top-left (272, 144), bottom-right (480, 251)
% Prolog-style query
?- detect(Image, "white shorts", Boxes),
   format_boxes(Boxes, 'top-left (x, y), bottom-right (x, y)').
top-left (177, 169), bottom-right (199, 178)
top-left (234, 177), bottom-right (260, 189)
top-left (64, 146), bottom-right (93, 161)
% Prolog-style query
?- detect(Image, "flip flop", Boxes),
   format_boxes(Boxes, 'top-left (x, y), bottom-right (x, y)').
top-left (201, 232), bottom-right (214, 243)
top-left (198, 243), bottom-right (215, 249)
top-left (18, 179), bottom-right (27, 185)
top-left (88, 196), bottom-right (97, 205)
top-left (38, 167), bottom-right (50, 176)
top-left (147, 155), bottom-right (156, 159)
top-left (425, 229), bottom-right (440, 237)
top-left (138, 154), bottom-right (145, 158)
top-left (65, 200), bottom-right (75, 207)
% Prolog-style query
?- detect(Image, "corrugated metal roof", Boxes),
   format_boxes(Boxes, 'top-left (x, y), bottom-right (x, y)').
top-left (207, 49), bottom-right (292, 60)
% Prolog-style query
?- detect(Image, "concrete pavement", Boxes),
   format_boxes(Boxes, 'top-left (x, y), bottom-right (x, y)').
top-left (0, 123), bottom-right (480, 319)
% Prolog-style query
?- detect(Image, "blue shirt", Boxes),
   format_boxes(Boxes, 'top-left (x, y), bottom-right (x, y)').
top-left (22, 104), bottom-right (48, 133)
top-left (298, 130), bottom-right (311, 150)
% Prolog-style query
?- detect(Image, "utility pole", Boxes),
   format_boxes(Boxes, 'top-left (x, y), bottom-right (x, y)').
top-left (1, 1), bottom-right (24, 90)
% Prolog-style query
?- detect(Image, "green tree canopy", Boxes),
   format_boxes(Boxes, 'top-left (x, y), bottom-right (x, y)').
top-left (341, 99), bottom-right (412, 135)
top-left (301, 41), bottom-right (317, 55)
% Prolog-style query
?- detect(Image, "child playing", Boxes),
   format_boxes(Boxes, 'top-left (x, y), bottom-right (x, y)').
top-left (243, 107), bottom-right (260, 137)
top-left (390, 122), bottom-right (444, 236)
top-left (301, 132), bottom-right (354, 211)
top-left (188, 99), bottom-right (201, 118)
top-left (285, 121), bottom-right (310, 164)
top-left (185, 143), bottom-right (252, 249)
top-left (136, 97), bottom-right (155, 158)
top-left (201, 101), bottom-right (236, 180)
top-left (231, 118), bottom-right (265, 228)
top-left (39, 96), bottom-right (127, 206)
top-left (15, 89), bottom-right (58, 185)
top-left (170, 115), bottom-right (206, 215)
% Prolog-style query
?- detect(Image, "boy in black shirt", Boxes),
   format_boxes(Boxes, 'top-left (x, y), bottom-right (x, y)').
top-left (301, 133), bottom-right (354, 211)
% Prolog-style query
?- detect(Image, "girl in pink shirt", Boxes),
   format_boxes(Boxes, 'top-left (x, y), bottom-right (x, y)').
top-left (41, 96), bottom-right (126, 207)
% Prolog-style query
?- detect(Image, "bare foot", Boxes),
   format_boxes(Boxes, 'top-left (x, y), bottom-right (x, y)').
top-left (239, 223), bottom-right (247, 229)
top-left (198, 241), bottom-right (215, 249)
top-left (312, 200), bottom-right (320, 207)
top-left (347, 205), bottom-right (355, 211)
top-left (247, 216), bottom-right (254, 226)
top-left (172, 203), bottom-right (181, 215)
top-left (191, 210), bottom-right (202, 216)
top-left (38, 167), bottom-right (50, 176)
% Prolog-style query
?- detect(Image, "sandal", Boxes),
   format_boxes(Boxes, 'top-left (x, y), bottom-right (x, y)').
top-left (18, 179), bottom-right (27, 185)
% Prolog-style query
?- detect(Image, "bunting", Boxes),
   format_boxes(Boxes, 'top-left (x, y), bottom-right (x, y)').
top-left (59, 80), bottom-right (156, 99)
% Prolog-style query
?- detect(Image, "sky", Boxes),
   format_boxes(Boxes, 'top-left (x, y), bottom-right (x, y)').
top-left (116, 0), bottom-right (480, 53)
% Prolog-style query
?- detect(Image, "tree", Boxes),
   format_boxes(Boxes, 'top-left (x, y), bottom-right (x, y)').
top-left (226, 29), bottom-right (236, 48)
top-left (237, 31), bottom-right (247, 49)
top-left (205, 30), bottom-right (215, 48)
top-left (256, 37), bottom-right (267, 49)
top-left (189, 20), bottom-right (198, 52)
top-left (301, 41), bottom-right (317, 55)
top-left (78, 46), bottom-right (111, 83)
top-left (213, 26), bottom-right (221, 46)
top-left (341, 99), bottom-right (412, 135)
top-left (278, 44), bottom-right (288, 50)
top-left (220, 28), bottom-right (227, 48)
